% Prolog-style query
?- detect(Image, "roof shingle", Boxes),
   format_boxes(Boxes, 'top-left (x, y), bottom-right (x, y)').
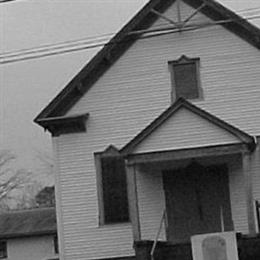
top-left (0, 207), bottom-right (56, 239)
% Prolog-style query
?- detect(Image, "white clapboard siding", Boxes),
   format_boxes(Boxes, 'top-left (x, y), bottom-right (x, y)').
top-left (7, 236), bottom-right (57, 260)
top-left (133, 107), bottom-right (240, 154)
top-left (136, 167), bottom-right (166, 241)
top-left (53, 134), bottom-right (134, 260)
top-left (228, 155), bottom-right (249, 233)
top-left (68, 4), bottom-right (260, 137)
top-left (52, 1), bottom-right (260, 259)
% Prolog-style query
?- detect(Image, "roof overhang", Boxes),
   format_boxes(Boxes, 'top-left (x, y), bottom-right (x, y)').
top-left (125, 143), bottom-right (249, 165)
top-left (36, 113), bottom-right (89, 136)
top-left (0, 230), bottom-right (57, 240)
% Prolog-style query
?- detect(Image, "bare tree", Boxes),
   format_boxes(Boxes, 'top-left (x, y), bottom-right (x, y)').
top-left (0, 149), bottom-right (55, 211)
top-left (15, 181), bottom-right (43, 210)
top-left (35, 186), bottom-right (55, 208)
top-left (0, 150), bottom-right (31, 201)
top-left (0, 150), bottom-right (35, 211)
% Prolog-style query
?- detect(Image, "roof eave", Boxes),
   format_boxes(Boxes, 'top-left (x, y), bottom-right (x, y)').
top-left (0, 230), bottom-right (57, 240)
top-left (35, 113), bottom-right (89, 136)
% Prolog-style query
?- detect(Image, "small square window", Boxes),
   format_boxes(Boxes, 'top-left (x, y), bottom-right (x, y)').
top-left (169, 55), bottom-right (201, 101)
top-left (0, 241), bottom-right (7, 259)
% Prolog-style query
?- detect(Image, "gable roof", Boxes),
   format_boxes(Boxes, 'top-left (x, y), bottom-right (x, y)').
top-left (0, 207), bottom-right (56, 239)
top-left (120, 98), bottom-right (256, 155)
top-left (35, 0), bottom-right (260, 123)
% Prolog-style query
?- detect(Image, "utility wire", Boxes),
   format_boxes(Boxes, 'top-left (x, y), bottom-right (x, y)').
top-left (1, 6), bottom-right (260, 58)
top-left (0, 36), bottom-right (111, 59)
top-left (1, 13), bottom-right (260, 62)
top-left (236, 6), bottom-right (260, 14)
top-left (1, 14), bottom-right (260, 64)
top-left (0, 32), bottom-right (116, 57)
top-left (0, 20), bottom-right (186, 59)
top-left (0, 0), bottom-right (17, 3)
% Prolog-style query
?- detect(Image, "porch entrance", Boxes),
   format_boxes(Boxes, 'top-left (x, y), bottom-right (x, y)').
top-left (163, 162), bottom-right (233, 243)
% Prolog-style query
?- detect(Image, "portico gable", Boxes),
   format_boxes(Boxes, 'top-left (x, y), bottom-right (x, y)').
top-left (121, 98), bottom-right (257, 243)
top-left (121, 98), bottom-right (255, 158)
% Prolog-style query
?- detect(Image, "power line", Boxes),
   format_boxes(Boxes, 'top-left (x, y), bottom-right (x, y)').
top-left (1, 6), bottom-right (259, 56)
top-left (0, 32), bottom-right (116, 57)
top-left (1, 6), bottom-right (260, 58)
top-left (0, 0), bottom-right (19, 3)
top-left (236, 6), bottom-right (260, 14)
top-left (1, 25), bottom-right (216, 64)
top-left (0, 20), bottom-right (184, 59)
top-left (0, 37), bottom-right (111, 59)
top-left (1, 14), bottom-right (260, 64)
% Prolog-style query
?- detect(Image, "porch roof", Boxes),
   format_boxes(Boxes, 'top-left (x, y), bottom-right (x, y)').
top-left (121, 98), bottom-right (255, 158)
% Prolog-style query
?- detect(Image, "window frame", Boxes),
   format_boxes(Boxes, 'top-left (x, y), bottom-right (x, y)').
top-left (53, 234), bottom-right (59, 254)
top-left (168, 55), bottom-right (202, 102)
top-left (0, 241), bottom-right (7, 259)
top-left (95, 147), bottom-right (130, 226)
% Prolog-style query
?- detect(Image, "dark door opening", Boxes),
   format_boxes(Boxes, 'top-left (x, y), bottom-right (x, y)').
top-left (163, 162), bottom-right (233, 243)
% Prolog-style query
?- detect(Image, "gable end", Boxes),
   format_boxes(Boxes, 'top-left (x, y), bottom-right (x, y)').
top-left (34, 0), bottom-right (260, 123)
top-left (120, 98), bottom-right (256, 155)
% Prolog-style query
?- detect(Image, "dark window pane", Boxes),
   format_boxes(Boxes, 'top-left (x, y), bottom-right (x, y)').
top-left (54, 235), bottom-right (59, 254)
top-left (0, 241), bottom-right (7, 259)
top-left (174, 62), bottom-right (199, 99)
top-left (101, 156), bottom-right (129, 223)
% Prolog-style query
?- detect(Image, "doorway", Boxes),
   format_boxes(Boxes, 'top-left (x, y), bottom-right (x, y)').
top-left (163, 162), bottom-right (233, 243)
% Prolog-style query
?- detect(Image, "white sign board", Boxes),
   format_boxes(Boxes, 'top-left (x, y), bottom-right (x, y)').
top-left (191, 232), bottom-right (239, 260)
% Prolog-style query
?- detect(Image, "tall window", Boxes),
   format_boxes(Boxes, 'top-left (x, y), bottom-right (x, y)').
top-left (95, 146), bottom-right (129, 225)
top-left (53, 235), bottom-right (59, 254)
top-left (169, 55), bottom-right (201, 101)
top-left (0, 241), bottom-right (7, 259)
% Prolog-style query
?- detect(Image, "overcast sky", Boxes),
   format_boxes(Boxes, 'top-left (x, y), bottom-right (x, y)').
top-left (0, 0), bottom-right (259, 182)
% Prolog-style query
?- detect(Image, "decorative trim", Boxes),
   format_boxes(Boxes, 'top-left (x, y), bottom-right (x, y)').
top-left (94, 145), bottom-right (121, 225)
top-left (125, 143), bottom-right (249, 165)
top-left (34, 0), bottom-right (260, 121)
top-left (120, 98), bottom-right (256, 155)
top-left (168, 55), bottom-right (199, 65)
top-left (36, 113), bottom-right (89, 136)
top-left (99, 145), bottom-right (121, 157)
top-left (94, 145), bottom-right (130, 226)
top-left (94, 153), bottom-right (105, 226)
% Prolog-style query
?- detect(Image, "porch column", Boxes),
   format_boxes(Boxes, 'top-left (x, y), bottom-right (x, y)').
top-left (125, 163), bottom-right (141, 241)
top-left (243, 151), bottom-right (257, 235)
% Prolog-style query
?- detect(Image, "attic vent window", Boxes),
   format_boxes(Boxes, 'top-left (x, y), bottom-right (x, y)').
top-left (169, 55), bottom-right (201, 101)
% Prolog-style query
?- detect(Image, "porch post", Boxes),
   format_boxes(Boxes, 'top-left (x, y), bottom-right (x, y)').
top-left (125, 162), bottom-right (141, 241)
top-left (242, 151), bottom-right (257, 235)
